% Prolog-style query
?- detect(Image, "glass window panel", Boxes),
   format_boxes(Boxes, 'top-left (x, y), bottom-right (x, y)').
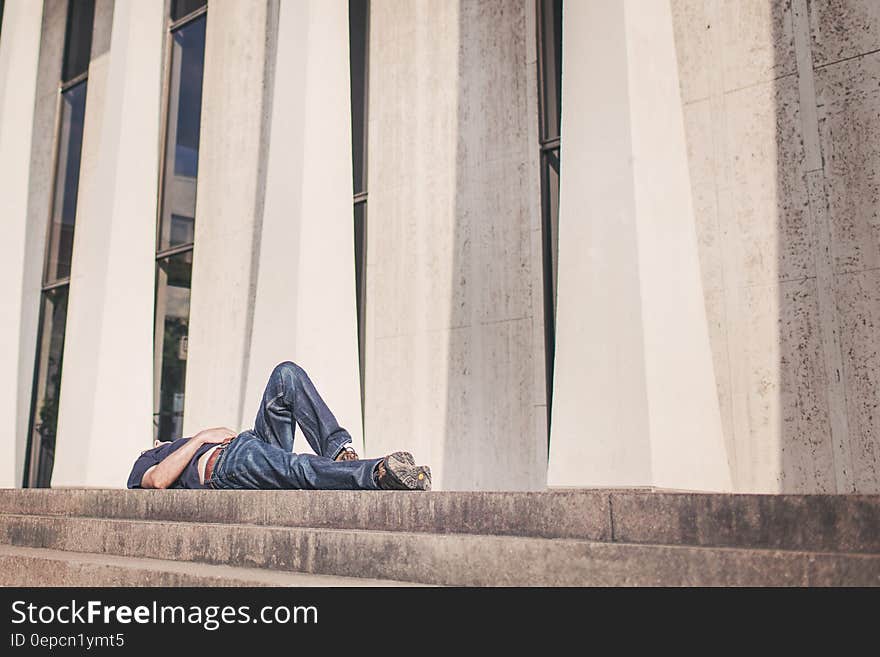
top-left (539, 0), bottom-right (562, 142)
top-left (349, 0), bottom-right (369, 195)
top-left (545, 148), bottom-right (560, 314)
top-left (354, 201), bottom-right (367, 411)
top-left (46, 81), bottom-right (87, 283)
top-left (171, 0), bottom-right (207, 21)
top-left (26, 286), bottom-right (69, 488)
top-left (354, 202), bottom-right (367, 334)
top-left (170, 213), bottom-right (195, 246)
top-left (62, 0), bottom-right (95, 82)
top-left (540, 147), bottom-right (560, 426)
top-left (158, 15), bottom-right (206, 251)
top-left (154, 251), bottom-right (192, 442)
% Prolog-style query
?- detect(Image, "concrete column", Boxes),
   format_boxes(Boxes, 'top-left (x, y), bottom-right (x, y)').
top-left (0, 0), bottom-right (45, 487)
top-left (548, 0), bottom-right (731, 490)
top-left (182, 0), bottom-right (274, 436)
top-left (365, 0), bottom-right (546, 489)
top-left (242, 0), bottom-right (364, 453)
top-left (52, 1), bottom-right (165, 487)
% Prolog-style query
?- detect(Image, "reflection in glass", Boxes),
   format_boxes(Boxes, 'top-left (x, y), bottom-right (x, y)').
top-left (544, 149), bottom-right (559, 312)
top-left (170, 214), bottom-right (195, 247)
top-left (158, 15), bottom-right (206, 251)
top-left (62, 0), bottom-right (95, 82)
top-left (26, 288), bottom-right (69, 488)
top-left (171, 0), bottom-right (207, 22)
top-left (154, 252), bottom-right (192, 442)
top-left (349, 0), bottom-right (369, 195)
top-left (354, 202), bottom-right (367, 395)
top-left (46, 82), bottom-right (87, 283)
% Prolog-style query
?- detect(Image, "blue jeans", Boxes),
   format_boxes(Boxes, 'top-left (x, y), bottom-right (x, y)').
top-left (208, 362), bottom-right (382, 490)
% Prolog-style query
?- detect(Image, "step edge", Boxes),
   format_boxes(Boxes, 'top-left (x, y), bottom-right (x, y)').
top-left (2, 512), bottom-right (879, 560)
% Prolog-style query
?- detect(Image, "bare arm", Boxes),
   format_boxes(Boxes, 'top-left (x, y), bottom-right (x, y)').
top-left (141, 427), bottom-right (236, 489)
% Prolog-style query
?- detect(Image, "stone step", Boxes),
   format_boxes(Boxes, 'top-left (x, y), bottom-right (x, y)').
top-left (1, 512), bottom-right (878, 586)
top-left (0, 489), bottom-right (877, 554)
top-left (0, 544), bottom-right (419, 587)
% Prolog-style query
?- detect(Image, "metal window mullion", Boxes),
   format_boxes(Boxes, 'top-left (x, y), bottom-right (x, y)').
top-left (40, 278), bottom-right (71, 293)
top-left (155, 242), bottom-right (195, 261)
top-left (169, 4), bottom-right (207, 32)
top-left (539, 136), bottom-right (560, 152)
top-left (59, 71), bottom-right (88, 93)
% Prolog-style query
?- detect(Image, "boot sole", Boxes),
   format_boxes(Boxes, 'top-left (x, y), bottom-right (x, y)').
top-left (383, 452), bottom-right (431, 491)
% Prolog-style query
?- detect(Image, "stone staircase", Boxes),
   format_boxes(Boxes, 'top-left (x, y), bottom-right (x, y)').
top-left (0, 489), bottom-right (877, 586)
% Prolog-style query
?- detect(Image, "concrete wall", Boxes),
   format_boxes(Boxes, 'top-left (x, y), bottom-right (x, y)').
top-left (53, 1), bottom-right (165, 487)
top-left (364, 0), bottom-right (547, 490)
top-left (670, 0), bottom-right (880, 493)
top-left (0, 0), bottom-right (46, 487)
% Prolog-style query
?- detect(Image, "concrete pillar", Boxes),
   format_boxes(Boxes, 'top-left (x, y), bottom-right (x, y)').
top-left (548, 0), bottom-right (731, 490)
top-left (242, 0), bottom-right (364, 453)
top-left (52, 1), bottom-right (165, 487)
top-left (182, 0), bottom-right (274, 436)
top-left (365, 0), bottom-right (547, 489)
top-left (0, 0), bottom-right (45, 487)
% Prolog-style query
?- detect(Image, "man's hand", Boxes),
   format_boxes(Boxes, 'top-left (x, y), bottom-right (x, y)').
top-left (141, 427), bottom-right (238, 488)
top-left (194, 427), bottom-right (237, 444)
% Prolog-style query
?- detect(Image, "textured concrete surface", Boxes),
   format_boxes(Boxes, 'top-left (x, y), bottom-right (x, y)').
top-left (0, 489), bottom-right (876, 554)
top-left (0, 545), bottom-right (418, 587)
top-left (364, 0), bottom-right (546, 489)
top-left (0, 0), bottom-right (45, 487)
top-left (808, 0), bottom-right (880, 66)
top-left (53, 1), bottom-right (165, 487)
top-left (671, 0), bottom-right (880, 492)
top-left (1, 512), bottom-right (877, 586)
top-left (0, 489), bottom-right (613, 542)
top-left (609, 491), bottom-right (880, 554)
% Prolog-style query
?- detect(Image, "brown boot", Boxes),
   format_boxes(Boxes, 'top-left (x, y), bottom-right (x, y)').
top-left (376, 452), bottom-right (431, 491)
